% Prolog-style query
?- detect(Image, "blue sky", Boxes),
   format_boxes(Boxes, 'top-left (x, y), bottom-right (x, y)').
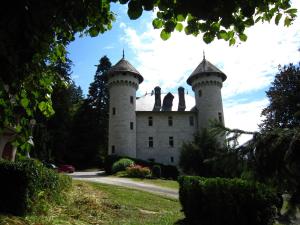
top-left (67, 1), bottom-right (300, 138)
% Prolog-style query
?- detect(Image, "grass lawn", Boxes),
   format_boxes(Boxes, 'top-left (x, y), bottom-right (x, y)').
top-left (0, 180), bottom-right (183, 225)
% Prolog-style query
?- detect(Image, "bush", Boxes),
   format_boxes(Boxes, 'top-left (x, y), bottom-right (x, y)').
top-left (126, 165), bottom-right (152, 178)
top-left (152, 165), bottom-right (162, 178)
top-left (104, 155), bottom-right (179, 179)
top-left (112, 158), bottom-right (134, 174)
top-left (178, 176), bottom-right (277, 225)
top-left (0, 159), bottom-right (72, 216)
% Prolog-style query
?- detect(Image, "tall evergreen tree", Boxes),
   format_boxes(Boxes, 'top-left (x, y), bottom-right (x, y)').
top-left (261, 63), bottom-right (300, 131)
top-left (67, 56), bottom-right (111, 168)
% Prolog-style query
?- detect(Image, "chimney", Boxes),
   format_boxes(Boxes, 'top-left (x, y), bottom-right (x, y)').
top-left (178, 87), bottom-right (186, 111)
top-left (153, 86), bottom-right (161, 111)
top-left (162, 92), bottom-right (174, 111)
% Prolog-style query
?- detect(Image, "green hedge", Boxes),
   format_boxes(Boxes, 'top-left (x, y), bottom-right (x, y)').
top-left (104, 155), bottom-right (178, 179)
top-left (178, 176), bottom-right (278, 225)
top-left (0, 159), bottom-right (71, 216)
top-left (112, 158), bottom-right (134, 174)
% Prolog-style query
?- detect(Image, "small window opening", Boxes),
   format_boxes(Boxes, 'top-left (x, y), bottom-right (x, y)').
top-left (111, 145), bottom-right (115, 154)
top-left (149, 137), bottom-right (153, 148)
top-left (130, 96), bottom-right (134, 104)
top-left (170, 157), bottom-right (174, 163)
top-left (112, 107), bottom-right (116, 115)
top-left (218, 112), bottom-right (223, 124)
top-left (169, 136), bottom-right (174, 147)
top-left (148, 116), bottom-right (153, 126)
top-left (198, 90), bottom-right (202, 97)
top-left (130, 122), bottom-right (133, 130)
top-left (189, 116), bottom-right (194, 126)
top-left (168, 116), bottom-right (173, 126)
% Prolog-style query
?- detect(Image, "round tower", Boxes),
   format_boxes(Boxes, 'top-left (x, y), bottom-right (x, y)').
top-left (187, 56), bottom-right (227, 131)
top-left (107, 56), bottom-right (143, 158)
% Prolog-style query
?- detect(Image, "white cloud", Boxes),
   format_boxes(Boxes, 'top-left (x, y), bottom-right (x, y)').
top-left (118, 1), bottom-right (300, 132)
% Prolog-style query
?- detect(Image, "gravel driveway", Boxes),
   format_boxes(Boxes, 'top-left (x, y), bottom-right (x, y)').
top-left (69, 171), bottom-right (178, 199)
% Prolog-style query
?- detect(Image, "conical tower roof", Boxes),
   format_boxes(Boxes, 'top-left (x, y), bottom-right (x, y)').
top-left (187, 57), bottom-right (227, 85)
top-left (107, 57), bottom-right (143, 84)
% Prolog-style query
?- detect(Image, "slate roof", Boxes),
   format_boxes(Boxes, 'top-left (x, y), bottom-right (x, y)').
top-left (136, 93), bottom-right (196, 112)
top-left (187, 58), bottom-right (227, 85)
top-left (107, 58), bottom-right (144, 83)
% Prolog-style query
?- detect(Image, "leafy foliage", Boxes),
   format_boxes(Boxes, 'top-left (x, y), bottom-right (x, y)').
top-left (179, 128), bottom-right (243, 178)
top-left (66, 56), bottom-right (111, 168)
top-left (113, 0), bottom-right (297, 44)
top-left (261, 63), bottom-right (300, 131)
top-left (0, 0), bottom-right (114, 152)
top-left (112, 158), bottom-right (135, 174)
top-left (126, 164), bottom-right (152, 178)
top-left (178, 176), bottom-right (278, 225)
top-left (0, 158), bottom-right (71, 216)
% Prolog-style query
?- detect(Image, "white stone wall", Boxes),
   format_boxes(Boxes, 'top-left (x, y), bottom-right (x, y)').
top-left (191, 75), bottom-right (225, 130)
top-left (108, 73), bottom-right (139, 158)
top-left (136, 111), bottom-right (197, 165)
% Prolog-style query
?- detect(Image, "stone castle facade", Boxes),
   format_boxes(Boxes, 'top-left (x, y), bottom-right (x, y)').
top-left (107, 55), bottom-right (227, 166)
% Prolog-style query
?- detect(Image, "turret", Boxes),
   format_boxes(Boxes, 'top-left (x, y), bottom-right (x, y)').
top-left (107, 55), bottom-right (143, 158)
top-left (187, 55), bottom-right (227, 131)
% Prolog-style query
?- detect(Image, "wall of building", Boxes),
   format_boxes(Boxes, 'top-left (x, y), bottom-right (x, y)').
top-left (108, 73), bottom-right (139, 158)
top-left (191, 75), bottom-right (225, 130)
top-left (136, 111), bottom-right (197, 165)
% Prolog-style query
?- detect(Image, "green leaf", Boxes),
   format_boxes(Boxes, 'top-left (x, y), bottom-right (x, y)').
top-left (229, 38), bottom-right (236, 46)
top-left (284, 17), bottom-right (292, 26)
top-left (21, 98), bottom-right (29, 108)
top-left (217, 30), bottom-right (229, 41)
top-left (89, 27), bottom-right (99, 37)
top-left (285, 8), bottom-right (297, 14)
top-left (175, 23), bottom-right (183, 32)
top-left (38, 101), bottom-right (47, 112)
top-left (176, 14), bottom-right (185, 22)
top-left (128, 0), bottom-right (143, 20)
top-left (152, 18), bottom-right (163, 29)
top-left (239, 33), bottom-right (247, 42)
top-left (203, 32), bottom-right (214, 44)
top-left (275, 13), bottom-right (282, 25)
top-left (160, 29), bottom-right (171, 40)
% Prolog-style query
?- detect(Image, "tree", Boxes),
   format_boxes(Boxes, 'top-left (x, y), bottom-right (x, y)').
top-left (31, 59), bottom-right (84, 163)
top-left (1, 0), bottom-right (297, 152)
top-left (261, 63), bottom-right (300, 131)
top-left (66, 56), bottom-right (111, 168)
top-left (113, 0), bottom-right (297, 44)
top-left (179, 128), bottom-right (243, 177)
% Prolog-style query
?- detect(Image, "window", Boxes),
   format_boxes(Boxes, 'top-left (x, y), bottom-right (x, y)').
top-left (169, 136), bottom-right (174, 147)
top-left (111, 145), bottom-right (115, 154)
top-left (130, 122), bottom-right (133, 130)
top-left (168, 116), bottom-right (173, 126)
top-left (130, 96), bottom-right (134, 104)
top-left (218, 112), bottom-right (223, 123)
top-left (189, 116), bottom-right (194, 126)
top-left (148, 116), bottom-right (153, 126)
top-left (170, 157), bottom-right (174, 163)
top-left (112, 107), bottom-right (116, 115)
top-left (149, 137), bottom-right (153, 148)
top-left (198, 90), bottom-right (202, 97)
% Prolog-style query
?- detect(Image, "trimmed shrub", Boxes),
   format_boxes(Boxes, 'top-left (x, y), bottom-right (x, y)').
top-left (126, 165), bottom-right (151, 178)
top-left (178, 176), bottom-right (277, 225)
top-left (152, 165), bottom-right (162, 178)
top-left (112, 158), bottom-right (134, 174)
top-left (104, 155), bottom-right (179, 179)
top-left (0, 159), bottom-right (71, 216)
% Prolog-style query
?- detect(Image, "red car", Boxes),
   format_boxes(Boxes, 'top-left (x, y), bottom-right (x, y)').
top-left (58, 164), bottom-right (75, 173)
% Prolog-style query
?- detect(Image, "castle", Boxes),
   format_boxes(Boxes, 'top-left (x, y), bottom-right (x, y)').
top-left (107, 54), bottom-right (227, 166)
